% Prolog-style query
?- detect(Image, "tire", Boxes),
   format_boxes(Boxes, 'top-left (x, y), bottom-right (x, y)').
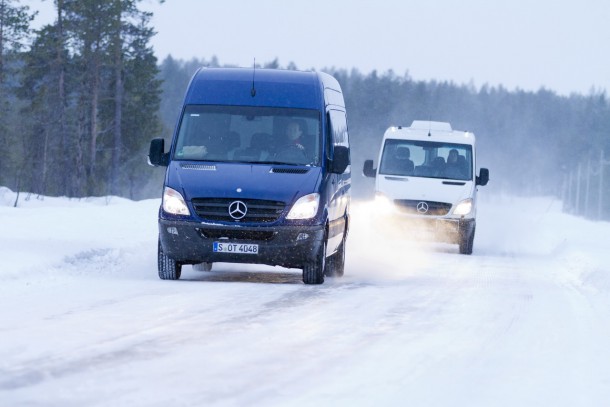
top-left (458, 227), bottom-right (475, 255)
top-left (193, 262), bottom-right (213, 272)
top-left (158, 239), bottom-right (182, 280)
top-left (303, 239), bottom-right (326, 285)
top-left (325, 237), bottom-right (345, 277)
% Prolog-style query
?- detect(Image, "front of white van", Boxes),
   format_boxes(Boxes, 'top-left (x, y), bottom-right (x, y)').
top-left (364, 121), bottom-right (488, 254)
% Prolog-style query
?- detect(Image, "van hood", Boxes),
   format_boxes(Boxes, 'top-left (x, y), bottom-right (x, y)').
top-left (377, 175), bottom-right (474, 204)
top-left (167, 162), bottom-right (322, 204)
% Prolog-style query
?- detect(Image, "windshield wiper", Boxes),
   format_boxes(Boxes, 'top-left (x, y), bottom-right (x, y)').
top-left (255, 160), bottom-right (303, 166)
top-left (232, 160), bottom-right (288, 165)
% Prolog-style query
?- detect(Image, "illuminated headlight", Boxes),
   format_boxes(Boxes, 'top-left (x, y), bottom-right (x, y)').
top-left (287, 193), bottom-right (319, 219)
top-left (374, 192), bottom-right (393, 214)
top-left (163, 187), bottom-right (190, 216)
top-left (453, 198), bottom-right (473, 216)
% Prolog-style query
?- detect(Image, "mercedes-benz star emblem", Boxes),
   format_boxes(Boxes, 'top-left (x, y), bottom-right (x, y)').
top-left (416, 201), bottom-right (429, 214)
top-left (228, 200), bottom-right (247, 220)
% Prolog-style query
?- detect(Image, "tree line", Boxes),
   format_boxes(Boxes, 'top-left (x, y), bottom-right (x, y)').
top-left (0, 0), bottom-right (161, 200)
top-left (2, 0), bottom-right (610, 215)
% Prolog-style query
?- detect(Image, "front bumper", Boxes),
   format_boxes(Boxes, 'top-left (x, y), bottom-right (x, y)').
top-left (408, 217), bottom-right (474, 242)
top-left (159, 219), bottom-right (325, 269)
top-left (375, 214), bottom-right (475, 243)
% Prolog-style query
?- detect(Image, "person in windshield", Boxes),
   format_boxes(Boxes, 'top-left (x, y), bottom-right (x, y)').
top-left (284, 120), bottom-right (306, 151)
top-left (273, 120), bottom-right (311, 164)
top-left (444, 148), bottom-right (467, 179)
top-left (447, 149), bottom-right (459, 165)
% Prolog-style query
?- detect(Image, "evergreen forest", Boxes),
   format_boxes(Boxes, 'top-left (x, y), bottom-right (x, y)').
top-left (2, 1), bottom-right (610, 218)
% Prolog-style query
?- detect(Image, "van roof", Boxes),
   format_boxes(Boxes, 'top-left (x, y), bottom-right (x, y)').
top-left (183, 67), bottom-right (343, 109)
top-left (384, 120), bottom-right (476, 145)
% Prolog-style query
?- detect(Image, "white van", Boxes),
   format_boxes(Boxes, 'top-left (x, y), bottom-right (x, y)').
top-left (363, 121), bottom-right (489, 254)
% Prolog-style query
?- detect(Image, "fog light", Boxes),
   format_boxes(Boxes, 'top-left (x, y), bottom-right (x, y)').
top-left (167, 227), bottom-right (178, 235)
top-left (296, 232), bottom-right (309, 241)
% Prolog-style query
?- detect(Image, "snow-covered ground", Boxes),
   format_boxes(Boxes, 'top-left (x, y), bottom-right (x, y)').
top-left (1, 186), bottom-right (610, 406)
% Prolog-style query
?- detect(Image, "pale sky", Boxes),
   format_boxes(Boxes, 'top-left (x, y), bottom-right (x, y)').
top-left (26, 0), bottom-right (610, 96)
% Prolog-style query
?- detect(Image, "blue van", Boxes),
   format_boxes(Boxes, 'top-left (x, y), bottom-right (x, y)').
top-left (148, 68), bottom-right (351, 284)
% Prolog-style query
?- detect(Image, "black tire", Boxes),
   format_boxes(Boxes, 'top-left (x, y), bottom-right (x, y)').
top-left (303, 239), bottom-right (326, 285)
top-left (158, 239), bottom-right (182, 280)
top-left (458, 227), bottom-right (475, 255)
top-left (325, 237), bottom-right (345, 277)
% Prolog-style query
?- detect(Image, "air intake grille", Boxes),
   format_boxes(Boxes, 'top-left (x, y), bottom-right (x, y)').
top-left (393, 200), bottom-right (452, 216)
top-left (192, 198), bottom-right (285, 222)
top-left (181, 164), bottom-right (216, 171)
top-left (271, 167), bottom-right (309, 174)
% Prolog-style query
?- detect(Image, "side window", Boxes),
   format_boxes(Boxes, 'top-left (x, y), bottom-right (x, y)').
top-left (328, 110), bottom-right (349, 147)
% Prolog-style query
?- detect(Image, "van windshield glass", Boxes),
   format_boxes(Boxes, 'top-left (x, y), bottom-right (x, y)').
top-left (174, 105), bottom-right (321, 166)
top-left (379, 139), bottom-right (473, 180)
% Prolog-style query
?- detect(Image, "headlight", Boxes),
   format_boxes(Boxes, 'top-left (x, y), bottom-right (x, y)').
top-left (453, 198), bottom-right (473, 216)
top-left (163, 187), bottom-right (190, 216)
top-left (374, 192), bottom-right (393, 214)
top-left (287, 193), bottom-right (319, 219)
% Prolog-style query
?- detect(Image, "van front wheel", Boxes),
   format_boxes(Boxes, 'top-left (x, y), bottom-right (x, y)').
top-left (458, 227), bottom-right (475, 255)
top-left (158, 239), bottom-right (182, 280)
top-left (303, 240), bottom-right (326, 285)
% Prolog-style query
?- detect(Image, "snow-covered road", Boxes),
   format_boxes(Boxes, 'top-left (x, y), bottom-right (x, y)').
top-left (1, 189), bottom-right (609, 406)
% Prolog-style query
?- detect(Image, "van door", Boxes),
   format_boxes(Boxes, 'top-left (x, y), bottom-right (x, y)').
top-left (326, 109), bottom-right (350, 252)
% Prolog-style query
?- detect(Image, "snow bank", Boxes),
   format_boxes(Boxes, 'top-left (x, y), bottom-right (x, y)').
top-left (0, 187), bottom-right (159, 281)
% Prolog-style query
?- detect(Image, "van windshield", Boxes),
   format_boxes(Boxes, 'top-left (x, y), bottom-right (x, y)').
top-left (379, 139), bottom-right (473, 181)
top-left (174, 105), bottom-right (322, 166)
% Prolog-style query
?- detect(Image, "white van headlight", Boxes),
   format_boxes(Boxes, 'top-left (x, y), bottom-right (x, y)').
top-left (453, 198), bottom-right (473, 216)
top-left (287, 193), bottom-right (319, 219)
top-left (163, 187), bottom-right (190, 216)
top-left (374, 192), bottom-right (393, 214)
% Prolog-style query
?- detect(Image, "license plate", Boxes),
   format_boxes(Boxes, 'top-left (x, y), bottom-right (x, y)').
top-left (213, 242), bottom-right (259, 254)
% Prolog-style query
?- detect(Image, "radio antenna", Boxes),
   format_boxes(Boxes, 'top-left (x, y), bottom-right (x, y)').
top-left (251, 58), bottom-right (257, 97)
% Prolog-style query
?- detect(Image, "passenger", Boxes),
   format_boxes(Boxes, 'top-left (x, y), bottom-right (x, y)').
top-left (395, 146), bottom-right (414, 174)
top-left (447, 149), bottom-right (459, 165)
top-left (445, 148), bottom-right (466, 179)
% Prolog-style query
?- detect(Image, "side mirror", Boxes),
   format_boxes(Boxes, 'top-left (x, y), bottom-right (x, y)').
top-left (329, 145), bottom-right (350, 174)
top-left (476, 168), bottom-right (489, 186)
top-left (148, 138), bottom-right (169, 167)
top-left (362, 159), bottom-right (376, 178)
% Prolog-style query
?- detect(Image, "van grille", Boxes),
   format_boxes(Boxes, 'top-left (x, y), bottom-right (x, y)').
top-left (192, 198), bottom-right (285, 222)
top-left (393, 200), bottom-right (452, 216)
top-left (197, 229), bottom-right (276, 241)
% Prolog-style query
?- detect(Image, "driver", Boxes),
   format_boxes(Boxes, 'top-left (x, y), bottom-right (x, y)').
top-left (284, 120), bottom-right (305, 151)
top-left (273, 119), bottom-right (312, 164)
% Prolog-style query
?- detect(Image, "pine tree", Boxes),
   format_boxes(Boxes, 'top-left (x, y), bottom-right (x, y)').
top-left (106, 0), bottom-right (161, 197)
top-left (15, 0), bottom-right (161, 197)
top-left (0, 0), bottom-right (36, 190)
